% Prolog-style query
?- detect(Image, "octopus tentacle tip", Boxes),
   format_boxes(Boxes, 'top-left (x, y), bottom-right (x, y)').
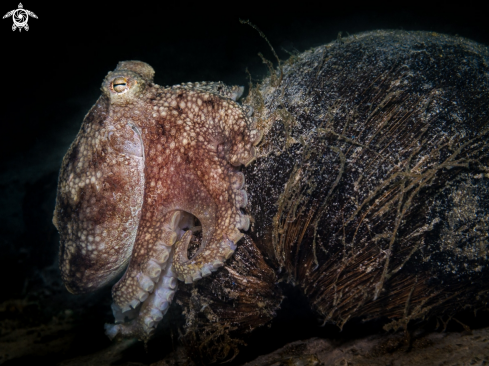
top-left (104, 323), bottom-right (120, 340)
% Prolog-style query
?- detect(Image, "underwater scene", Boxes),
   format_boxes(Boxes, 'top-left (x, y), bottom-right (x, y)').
top-left (2, 5), bottom-right (489, 366)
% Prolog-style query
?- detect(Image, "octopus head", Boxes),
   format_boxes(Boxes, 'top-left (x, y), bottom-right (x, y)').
top-left (53, 62), bottom-right (153, 293)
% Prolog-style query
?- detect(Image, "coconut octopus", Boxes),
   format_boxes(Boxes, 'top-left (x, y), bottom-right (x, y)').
top-left (54, 30), bottom-right (489, 358)
top-left (53, 60), bottom-right (262, 339)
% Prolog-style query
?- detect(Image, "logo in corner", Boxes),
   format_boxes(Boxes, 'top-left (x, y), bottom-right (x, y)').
top-left (3, 3), bottom-right (37, 32)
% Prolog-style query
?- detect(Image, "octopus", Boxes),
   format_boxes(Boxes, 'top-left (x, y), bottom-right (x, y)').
top-left (53, 60), bottom-right (262, 340)
top-left (54, 30), bottom-right (489, 360)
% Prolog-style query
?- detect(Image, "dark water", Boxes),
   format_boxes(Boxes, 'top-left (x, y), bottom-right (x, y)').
top-left (1, 3), bottom-right (489, 365)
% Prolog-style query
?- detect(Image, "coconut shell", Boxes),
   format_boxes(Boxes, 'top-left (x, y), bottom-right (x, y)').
top-left (176, 30), bottom-right (489, 360)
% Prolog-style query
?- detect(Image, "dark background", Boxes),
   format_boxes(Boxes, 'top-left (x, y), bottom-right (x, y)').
top-left (1, 1), bottom-right (489, 364)
top-left (3, 3), bottom-right (489, 163)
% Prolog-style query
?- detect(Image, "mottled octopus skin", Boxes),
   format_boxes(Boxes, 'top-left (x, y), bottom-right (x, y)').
top-left (53, 60), bottom-right (261, 339)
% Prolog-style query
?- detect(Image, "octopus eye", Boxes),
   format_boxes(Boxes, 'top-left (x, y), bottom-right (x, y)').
top-left (112, 77), bottom-right (128, 93)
